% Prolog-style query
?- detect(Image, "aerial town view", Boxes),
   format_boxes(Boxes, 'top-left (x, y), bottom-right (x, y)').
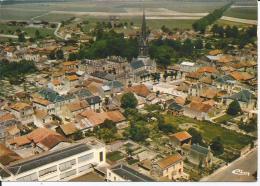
top-left (0, 0), bottom-right (258, 182)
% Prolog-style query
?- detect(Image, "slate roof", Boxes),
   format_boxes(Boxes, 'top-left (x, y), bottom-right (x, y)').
top-left (111, 164), bottom-right (154, 182)
top-left (39, 88), bottom-right (75, 103)
top-left (91, 71), bottom-right (115, 81)
top-left (168, 102), bottom-right (183, 111)
top-left (215, 75), bottom-right (235, 84)
top-left (75, 89), bottom-right (92, 99)
top-left (106, 81), bottom-right (124, 89)
top-left (7, 143), bottom-right (90, 175)
top-left (228, 90), bottom-right (255, 103)
top-left (191, 144), bottom-right (209, 155)
top-left (130, 59), bottom-right (145, 70)
top-left (86, 96), bottom-right (102, 105)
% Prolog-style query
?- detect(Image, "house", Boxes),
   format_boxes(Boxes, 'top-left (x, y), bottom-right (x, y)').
top-left (151, 153), bottom-right (185, 180)
top-left (10, 102), bottom-right (34, 125)
top-left (8, 128), bottom-right (68, 153)
top-left (125, 84), bottom-right (150, 98)
top-left (183, 144), bottom-right (213, 168)
top-left (32, 97), bottom-right (55, 114)
top-left (169, 131), bottom-right (192, 147)
top-left (1, 138), bottom-right (106, 181)
top-left (167, 102), bottom-right (183, 116)
top-left (180, 61), bottom-right (197, 73)
top-left (228, 71), bottom-right (254, 82)
top-left (86, 96), bottom-right (102, 111)
top-left (0, 143), bottom-right (21, 166)
top-left (183, 101), bottom-right (213, 121)
top-left (34, 109), bottom-right (53, 127)
top-left (61, 100), bottom-right (89, 120)
top-left (224, 90), bottom-right (256, 111)
top-left (65, 75), bottom-right (79, 88)
top-left (56, 123), bottom-right (79, 138)
top-left (0, 112), bottom-right (19, 143)
top-left (106, 164), bottom-right (154, 182)
top-left (79, 110), bottom-right (126, 129)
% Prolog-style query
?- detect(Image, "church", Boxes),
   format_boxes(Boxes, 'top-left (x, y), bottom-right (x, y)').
top-left (130, 9), bottom-right (157, 83)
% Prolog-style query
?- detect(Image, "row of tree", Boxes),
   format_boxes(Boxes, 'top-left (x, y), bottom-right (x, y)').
top-left (192, 2), bottom-right (232, 33)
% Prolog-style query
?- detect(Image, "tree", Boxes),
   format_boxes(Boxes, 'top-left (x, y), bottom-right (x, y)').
top-left (73, 130), bottom-right (84, 140)
top-left (226, 100), bottom-right (241, 115)
top-left (48, 51), bottom-right (56, 60)
top-left (129, 121), bottom-right (149, 142)
top-left (56, 49), bottom-right (64, 60)
top-left (194, 39), bottom-right (203, 49)
top-left (210, 136), bottom-right (224, 155)
top-left (18, 32), bottom-right (26, 42)
top-left (68, 53), bottom-right (78, 61)
top-left (121, 92), bottom-right (138, 109)
top-left (188, 128), bottom-right (203, 145)
top-left (35, 30), bottom-right (41, 39)
top-left (158, 123), bottom-right (177, 134)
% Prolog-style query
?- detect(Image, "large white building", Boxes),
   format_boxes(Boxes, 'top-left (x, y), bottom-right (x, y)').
top-left (0, 138), bottom-right (106, 181)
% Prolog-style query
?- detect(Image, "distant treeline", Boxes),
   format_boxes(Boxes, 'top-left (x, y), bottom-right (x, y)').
top-left (192, 2), bottom-right (233, 33)
top-left (1, 0), bottom-right (71, 5)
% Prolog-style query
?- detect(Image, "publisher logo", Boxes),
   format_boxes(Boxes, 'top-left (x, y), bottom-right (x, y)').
top-left (232, 169), bottom-right (250, 176)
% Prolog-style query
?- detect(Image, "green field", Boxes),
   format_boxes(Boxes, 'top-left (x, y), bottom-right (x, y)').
top-left (0, 23), bottom-right (55, 38)
top-left (106, 151), bottom-right (124, 162)
top-left (164, 115), bottom-right (254, 150)
top-left (224, 7), bottom-right (257, 20)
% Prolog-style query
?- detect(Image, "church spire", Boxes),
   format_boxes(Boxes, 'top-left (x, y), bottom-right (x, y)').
top-left (141, 7), bottom-right (146, 41)
top-left (139, 7), bottom-right (148, 57)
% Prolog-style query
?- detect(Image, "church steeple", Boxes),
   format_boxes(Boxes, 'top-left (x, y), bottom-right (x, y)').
top-left (139, 7), bottom-right (148, 57)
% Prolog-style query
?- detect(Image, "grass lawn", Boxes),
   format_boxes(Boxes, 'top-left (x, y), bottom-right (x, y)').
top-left (106, 151), bottom-right (124, 162)
top-left (164, 114), bottom-right (255, 150)
top-left (213, 114), bottom-right (236, 124)
top-left (216, 20), bottom-right (251, 27)
top-left (0, 23), bottom-right (55, 38)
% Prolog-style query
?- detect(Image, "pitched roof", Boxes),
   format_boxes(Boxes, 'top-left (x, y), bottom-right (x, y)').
top-left (10, 102), bottom-right (32, 111)
top-left (125, 84), bottom-right (150, 98)
top-left (8, 136), bottom-right (31, 147)
top-left (66, 100), bottom-right (89, 112)
top-left (197, 66), bottom-right (218, 74)
top-left (189, 101), bottom-right (212, 113)
top-left (228, 90), bottom-right (255, 103)
top-left (32, 97), bottom-right (50, 106)
top-left (66, 75), bottom-right (79, 81)
top-left (86, 96), bottom-right (102, 105)
top-left (130, 59), bottom-right (145, 69)
top-left (168, 102), bottom-right (183, 111)
top-left (156, 154), bottom-right (182, 169)
top-left (59, 123), bottom-right (78, 136)
top-left (35, 109), bottom-right (49, 119)
top-left (38, 134), bottom-right (67, 150)
top-left (229, 71), bottom-right (254, 81)
top-left (0, 113), bottom-right (16, 123)
top-left (208, 49), bottom-right (222, 56)
top-left (0, 143), bottom-right (21, 166)
top-left (201, 88), bottom-right (218, 99)
top-left (185, 72), bottom-right (202, 79)
top-left (170, 131), bottom-right (192, 142)
top-left (27, 128), bottom-right (60, 143)
top-left (106, 111), bottom-right (126, 123)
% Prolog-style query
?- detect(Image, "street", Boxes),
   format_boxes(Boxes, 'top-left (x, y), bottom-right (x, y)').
top-left (201, 148), bottom-right (257, 182)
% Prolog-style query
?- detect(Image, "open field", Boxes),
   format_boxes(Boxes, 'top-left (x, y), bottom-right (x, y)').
top-left (164, 114), bottom-right (255, 150)
top-left (224, 7), bottom-right (257, 20)
top-left (0, 23), bottom-right (55, 38)
top-left (0, 0), bottom-right (257, 22)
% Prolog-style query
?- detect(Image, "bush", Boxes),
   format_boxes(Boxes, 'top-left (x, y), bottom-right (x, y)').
top-left (226, 100), bottom-right (241, 115)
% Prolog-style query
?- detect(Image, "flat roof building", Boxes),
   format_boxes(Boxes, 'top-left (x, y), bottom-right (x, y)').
top-left (0, 138), bottom-right (106, 181)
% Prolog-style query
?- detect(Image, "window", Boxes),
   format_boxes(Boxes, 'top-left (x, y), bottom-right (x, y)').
top-left (78, 153), bottom-right (94, 163)
top-left (99, 151), bottom-right (103, 162)
top-left (17, 173), bottom-right (38, 181)
top-left (78, 164), bottom-right (92, 173)
top-left (59, 159), bottom-right (76, 172)
top-left (39, 166), bottom-right (57, 177)
top-left (60, 169), bottom-right (76, 180)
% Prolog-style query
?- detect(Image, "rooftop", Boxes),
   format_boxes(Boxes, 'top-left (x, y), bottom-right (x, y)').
top-left (110, 164), bottom-right (154, 182)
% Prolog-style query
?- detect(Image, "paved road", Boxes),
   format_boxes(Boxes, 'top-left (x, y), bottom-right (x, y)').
top-left (0, 34), bottom-right (30, 39)
top-left (201, 148), bottom-right (257, 182)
